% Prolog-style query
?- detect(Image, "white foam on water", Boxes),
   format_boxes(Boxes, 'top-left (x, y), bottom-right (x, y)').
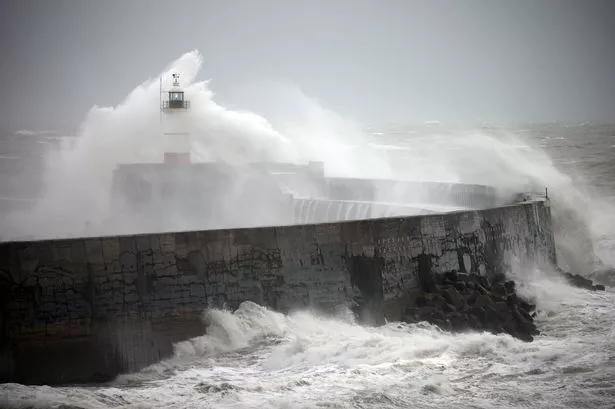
top-left (2, 293), bottom-right (615, 409)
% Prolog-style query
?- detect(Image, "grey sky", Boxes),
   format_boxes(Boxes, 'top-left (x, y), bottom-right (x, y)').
top-left (1, 0), bottom-right (614, 132)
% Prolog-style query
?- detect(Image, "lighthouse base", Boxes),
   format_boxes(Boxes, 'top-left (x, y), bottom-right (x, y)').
top-left (164, 152), bottom-right (191, 164)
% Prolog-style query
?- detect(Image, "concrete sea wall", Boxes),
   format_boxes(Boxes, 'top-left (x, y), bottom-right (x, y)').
top-left (0, 199), bottom-right (555, 385)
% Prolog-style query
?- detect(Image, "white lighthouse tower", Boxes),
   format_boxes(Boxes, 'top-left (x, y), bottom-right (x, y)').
top-left (160, 73), bottom-right (191, 164)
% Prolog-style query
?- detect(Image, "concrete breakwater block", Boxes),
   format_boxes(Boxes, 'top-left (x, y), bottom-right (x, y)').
top-left (401, 271), bottom-right (539, 342)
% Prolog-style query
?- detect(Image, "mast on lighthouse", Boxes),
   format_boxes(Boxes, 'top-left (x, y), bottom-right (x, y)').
top-left (160, 73), bottom-right (191, 164)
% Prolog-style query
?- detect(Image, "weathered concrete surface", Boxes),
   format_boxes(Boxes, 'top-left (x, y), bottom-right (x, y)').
top-left (290, 198), bottom-right (441, 225)
top-left (323, 178), bottom-right (508, 209)
top-left (0, 199), bottom-right (555, 385)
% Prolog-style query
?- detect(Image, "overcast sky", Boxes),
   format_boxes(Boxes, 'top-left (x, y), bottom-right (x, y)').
top-left (1, 0), bottom-right (614, 132)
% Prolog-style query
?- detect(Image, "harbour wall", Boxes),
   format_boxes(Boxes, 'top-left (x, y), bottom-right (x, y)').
top-left (0, 199), bottom-right (555, 385)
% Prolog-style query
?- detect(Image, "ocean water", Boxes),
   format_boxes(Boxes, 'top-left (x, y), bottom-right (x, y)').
top-left (2, 52), bottom-right (615, 408)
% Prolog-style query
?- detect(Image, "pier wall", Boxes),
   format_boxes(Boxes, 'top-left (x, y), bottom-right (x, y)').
top-left (0, 199), bottom-right (555, 385)
top-left (323, 178), bottom-right (508, 209)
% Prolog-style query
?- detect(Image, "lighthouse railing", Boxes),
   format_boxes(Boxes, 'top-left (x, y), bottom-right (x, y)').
top-left (162, 100), bottom-right (190, 110)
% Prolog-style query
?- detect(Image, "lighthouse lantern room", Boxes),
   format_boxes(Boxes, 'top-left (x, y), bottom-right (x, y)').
top-left (160, 73), bottom-right (191, 164)
top-left (162, 73), bottom-right (190, 110)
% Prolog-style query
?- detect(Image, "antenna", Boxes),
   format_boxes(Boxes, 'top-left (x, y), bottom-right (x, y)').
top-left (172, 73), bottom-right (180, 87)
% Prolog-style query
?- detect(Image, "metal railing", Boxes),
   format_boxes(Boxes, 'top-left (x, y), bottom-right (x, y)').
top-left (161, 100), bottom-right (190, 110)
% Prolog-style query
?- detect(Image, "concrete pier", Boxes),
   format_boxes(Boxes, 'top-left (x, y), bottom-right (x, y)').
top-left (0, 198), bottom-right (555, 385)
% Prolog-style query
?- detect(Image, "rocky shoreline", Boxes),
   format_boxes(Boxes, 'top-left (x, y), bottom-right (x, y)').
top-left (400, 268), bottom-right (608, 342)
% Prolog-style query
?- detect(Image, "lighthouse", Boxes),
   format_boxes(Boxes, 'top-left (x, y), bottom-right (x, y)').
top-left (110, 69), bottom-right (326, 232)
top-left (160, 73), bottom-right (191, 164)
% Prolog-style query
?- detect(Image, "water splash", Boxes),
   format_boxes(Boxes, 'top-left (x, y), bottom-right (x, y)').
top-left (2, 51), bottom-right (299, 240)
top-left (2, 50), bottom-right (613, 274)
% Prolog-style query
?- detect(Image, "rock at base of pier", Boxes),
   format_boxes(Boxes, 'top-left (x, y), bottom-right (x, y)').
top-left (557, 267), bottom-right (607, 291)
top-left (401, 271), bottom-right (539, 342)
